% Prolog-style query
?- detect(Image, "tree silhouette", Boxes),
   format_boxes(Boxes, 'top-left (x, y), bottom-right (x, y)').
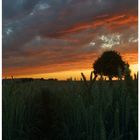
top-left (93, 50), bottom-right (126, 80)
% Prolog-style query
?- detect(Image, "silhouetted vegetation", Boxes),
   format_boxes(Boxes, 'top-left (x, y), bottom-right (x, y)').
top-left (93, 50), bottom-right (126, 80)
top-left (3, 72), bottom-right (138, 140)
top-left (66, 77), bottom-right (73, 81)
top-left (81, 71), bottom-right (97, 94)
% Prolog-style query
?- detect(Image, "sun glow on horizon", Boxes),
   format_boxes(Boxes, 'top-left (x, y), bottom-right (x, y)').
top-left (3, 64), bottom-right (138, 80)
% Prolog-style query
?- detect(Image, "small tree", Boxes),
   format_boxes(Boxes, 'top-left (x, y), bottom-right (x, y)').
top-left (93, 50), bottom-right (126, 80)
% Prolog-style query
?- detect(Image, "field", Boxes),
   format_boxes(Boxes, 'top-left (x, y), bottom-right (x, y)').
top-left (3, 78), bottom-right (138, 140)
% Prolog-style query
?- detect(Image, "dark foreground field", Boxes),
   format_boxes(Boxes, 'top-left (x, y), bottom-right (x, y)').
top-left (3, 79), bottom-right (138, 140)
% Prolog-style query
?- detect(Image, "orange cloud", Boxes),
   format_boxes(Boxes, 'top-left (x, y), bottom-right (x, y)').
top-left (58, 14), bottom-right (137, 36)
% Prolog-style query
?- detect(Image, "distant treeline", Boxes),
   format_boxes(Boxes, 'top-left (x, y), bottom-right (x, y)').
top-left (3, 78), bottom-right (58, 83)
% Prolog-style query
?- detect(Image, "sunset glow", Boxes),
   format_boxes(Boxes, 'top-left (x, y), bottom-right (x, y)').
top-left (3, 0), bottom-right (138, 80)
top-left (3, 63), bottom-right (138, 80)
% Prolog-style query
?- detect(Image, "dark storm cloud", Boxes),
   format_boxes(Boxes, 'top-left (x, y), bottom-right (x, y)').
top-left (3, 0), bottom-right (137, 48)
top-left (3, 0), bottom-right (39, 20)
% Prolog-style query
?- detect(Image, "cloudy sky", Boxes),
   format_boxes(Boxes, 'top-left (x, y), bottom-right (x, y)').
top-left (2, 0), bottom-right (138, 79)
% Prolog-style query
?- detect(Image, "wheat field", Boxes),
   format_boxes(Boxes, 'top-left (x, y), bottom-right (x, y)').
top-left (3, 76), bottom-right (138, 140)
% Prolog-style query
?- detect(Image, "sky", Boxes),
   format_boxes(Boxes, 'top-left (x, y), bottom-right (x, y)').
top-left (2, 0), bottom-right (138, 80)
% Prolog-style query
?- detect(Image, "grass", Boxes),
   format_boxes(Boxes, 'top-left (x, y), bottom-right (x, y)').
top-left (2, 77), bottom-right (138, 140)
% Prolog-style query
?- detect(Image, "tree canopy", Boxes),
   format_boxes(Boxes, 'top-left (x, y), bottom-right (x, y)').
top-left (93, 50), bottom-right (126, 79)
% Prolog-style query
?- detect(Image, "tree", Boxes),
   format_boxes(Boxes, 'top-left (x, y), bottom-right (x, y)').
top-left (93, 50), bottom-right (126, 80)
